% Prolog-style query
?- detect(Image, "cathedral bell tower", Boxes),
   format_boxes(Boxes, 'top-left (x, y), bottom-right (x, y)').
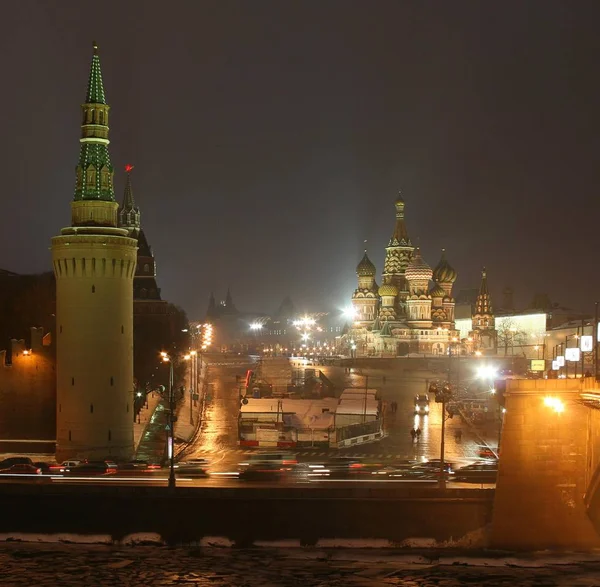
top-left (51, 44), bottom-right (138, 461)
top-left (382, 192), bottom-right (414, 317)
top-left (471, 267), bottom-right (497, 352)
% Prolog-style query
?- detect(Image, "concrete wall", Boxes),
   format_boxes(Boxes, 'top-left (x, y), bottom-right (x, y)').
top-left (491, 378), bottom-right (600, 550)
top-left (0, 330), bottom-right (56, 450)
top-left (0, 484), bottom-right (493, 545)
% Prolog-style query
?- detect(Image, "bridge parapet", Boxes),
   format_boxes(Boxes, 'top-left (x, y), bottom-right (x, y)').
top-left (491, 377), bottom-right (600, 550)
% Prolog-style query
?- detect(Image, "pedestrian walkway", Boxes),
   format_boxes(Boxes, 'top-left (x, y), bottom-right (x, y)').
top-left (134, 403), bottom-right (168, 464)
top-left (133, 391), bottom-right (162, 448)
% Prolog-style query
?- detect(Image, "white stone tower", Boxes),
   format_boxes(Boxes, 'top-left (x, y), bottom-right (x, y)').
top-left (51, 44), bottom-right (138, 461)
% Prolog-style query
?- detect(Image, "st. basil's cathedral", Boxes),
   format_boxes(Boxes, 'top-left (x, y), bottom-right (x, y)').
top-left (348, 193), bottom-right (460, 356)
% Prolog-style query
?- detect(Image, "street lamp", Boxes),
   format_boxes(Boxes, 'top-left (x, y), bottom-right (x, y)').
top-left (161, 352), bottom-right (176, 490)
top-left (544, 396), bottom-right (565, 413)
top-left (429, 380), bottom-right (453, 489)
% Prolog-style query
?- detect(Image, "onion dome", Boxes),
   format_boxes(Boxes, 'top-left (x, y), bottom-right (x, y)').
top-left (429, 283), bottom-right (446, 298)
top-left (378, 282), bottom-right (398, 297)
top-left (433, 249), bottom-right (457, 283)
top-left (405, 248), bottom-right (433, 281)
top-left (356, 251), bottom-right (376, 277)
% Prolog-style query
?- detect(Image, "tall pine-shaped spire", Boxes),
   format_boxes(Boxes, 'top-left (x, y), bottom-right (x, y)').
top-left (86, 42), bottom-right (106, 104)
top-left (74, 42), bottom-right (114, 203)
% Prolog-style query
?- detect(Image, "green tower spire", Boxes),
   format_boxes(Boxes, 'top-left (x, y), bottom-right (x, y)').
top-left (86, 42), bottom-right (106, 104)
top-left (73, 42), bottom-right (114, 202)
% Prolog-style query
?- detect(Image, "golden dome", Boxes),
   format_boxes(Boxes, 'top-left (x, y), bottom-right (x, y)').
top-left (356, 251), bottom-right (376, 277)
top-left (405, 248), bottom-right (433, 281)
top-left (378, 282), bottom-right (398, 296)
top-left (433, 249), bottom-right (457, 283)
top-left (429, 284), bottom-right (446, 297)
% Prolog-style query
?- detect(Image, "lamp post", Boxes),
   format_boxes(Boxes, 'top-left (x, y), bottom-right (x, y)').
top-left (160, 352), bottom-right (176, 490)
top-left (185, 350), bottom-right (198, 425)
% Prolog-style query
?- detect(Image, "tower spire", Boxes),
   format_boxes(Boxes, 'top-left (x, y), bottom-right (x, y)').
top-left (73, 42), bottom-right (114, 207)
top-left (389, 190), bottom-right (411, 246)
top-left (118, 164), bottom-right (140, 236)
top-left (86, 41), bottom-right (106, 104)
top-left (475, 267), bottom-right (493, 314)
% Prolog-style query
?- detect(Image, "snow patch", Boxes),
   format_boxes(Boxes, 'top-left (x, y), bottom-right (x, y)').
top-left (0, 533), bottom-right (111, 544)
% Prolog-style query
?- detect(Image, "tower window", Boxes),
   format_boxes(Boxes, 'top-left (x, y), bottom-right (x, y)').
top-left (91, 285), bottom-right (95, 293)
top-left (71, 377), bottom-right (75, 386)
top-left (144, 263), bottom-right (149, 273)
top-left (108, 430), bottom-right (112, 441)
top-left (121, 325), bottom-right (124, 334)
top-left (126, 403), bottom-right (129, 413)
top-left (59, 404), bottom-right (61, 413)
top-left (110, 376), bottom-right (114, 386)
top-left (60, 325), bottom-right (63, 334)
top-left (90, 404), bottom-right (94, 414)
top-left (68, 431), bottom-right (72, 441)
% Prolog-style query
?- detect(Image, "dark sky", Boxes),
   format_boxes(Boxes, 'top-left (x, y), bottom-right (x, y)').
top-left (2, 1), bottom-right (600, 319)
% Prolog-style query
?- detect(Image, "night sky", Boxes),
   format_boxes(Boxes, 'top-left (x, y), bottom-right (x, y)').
top-left (2, 1), bottom-right (600, 319)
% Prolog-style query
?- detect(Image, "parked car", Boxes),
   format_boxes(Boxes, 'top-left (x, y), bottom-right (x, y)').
top-left (65, 461), bottom-right (117, 476)
top-left (0, 464), bottom-right (42, 475)
top-left (0, 457), bottom-right (33, 469)
top-left (49, 460), bottom-right (81, 473)
top-left (477, 446), bottom-right (497, 460)
top-left (33, 462), bottom-right (52, 474)
top-left (238, 461), bottom-right (291, 481)
top-left (174, 459), bottom-right (210, 477)
top-left (454, 461), bottom-right (498, 483)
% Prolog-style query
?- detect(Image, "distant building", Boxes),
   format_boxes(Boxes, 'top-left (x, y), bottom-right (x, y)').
top-left (455, 269), bottom-right (586, 359)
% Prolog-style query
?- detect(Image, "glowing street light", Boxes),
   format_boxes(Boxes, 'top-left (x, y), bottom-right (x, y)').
top-left (250, 322), bottom-right (263, 331)
top-left (544, 396), bottom-right (565, 413)
top-left (342, 306), bottom-right (357, 320)
top-left (477, 365), bottom-right (497, 380)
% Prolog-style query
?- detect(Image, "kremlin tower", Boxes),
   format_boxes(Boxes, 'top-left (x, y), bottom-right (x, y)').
top-left (51, 44), bottom-right (137, 460)
top-left (118, 167), bottom-right (168, 322)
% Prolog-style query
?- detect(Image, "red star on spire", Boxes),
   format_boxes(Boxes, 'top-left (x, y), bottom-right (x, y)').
top-left (125, 164), bottom-right (134, 173)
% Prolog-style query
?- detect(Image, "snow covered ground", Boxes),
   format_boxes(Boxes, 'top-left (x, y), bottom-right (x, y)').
top-left (2, 540), bottom-right (600, 586)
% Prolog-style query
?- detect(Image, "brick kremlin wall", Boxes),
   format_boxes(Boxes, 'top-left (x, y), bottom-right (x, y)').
top-left (0, 327), bottom-right (56, 452)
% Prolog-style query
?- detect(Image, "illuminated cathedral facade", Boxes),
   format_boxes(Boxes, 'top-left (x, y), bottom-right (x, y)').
top-left (348, 193), bottom-right (459, 356)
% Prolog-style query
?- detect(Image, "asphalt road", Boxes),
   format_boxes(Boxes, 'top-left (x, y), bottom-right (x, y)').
top-left (0, 356), bottom-right (496, 488)
top-left (180, 356), bottom-right (497, 477)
